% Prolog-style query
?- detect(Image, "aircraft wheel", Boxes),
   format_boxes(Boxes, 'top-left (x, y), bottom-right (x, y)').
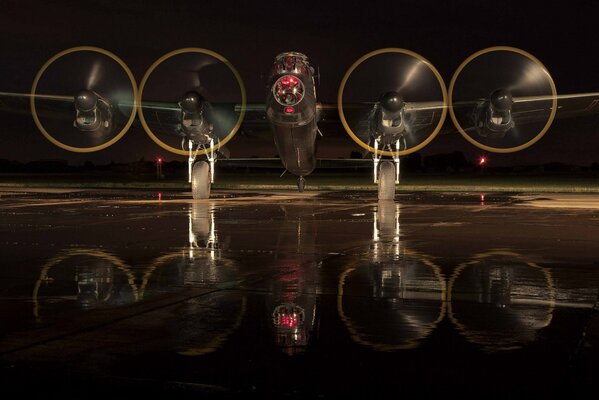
top-left (192, 161), bottom-right (211, 200)
top-left (378, 161), bottom-right (395, 201)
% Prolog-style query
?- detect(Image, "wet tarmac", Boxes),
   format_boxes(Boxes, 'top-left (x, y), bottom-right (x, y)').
top-left (0, 188), bottom-right (598, 398)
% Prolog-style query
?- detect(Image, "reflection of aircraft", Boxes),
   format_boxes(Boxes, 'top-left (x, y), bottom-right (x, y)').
top-left (140, 201), bottom-right (233, 298)
top-left (33, 249), bottom-right (138, 320)
top-left (338, 201), bottom-right (446, 351)
top-left (139, 202), bottom-right (244, 356)
top-left (268, 205), bottom-right (320, 355)
top-left (3, 46), bottom-right (599, 200)
top-left (447, 250), bottom-right (556, 352)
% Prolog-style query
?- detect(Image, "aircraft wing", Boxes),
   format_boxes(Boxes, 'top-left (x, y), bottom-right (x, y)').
top-left (0, 91), bottom-right (141, 123)
top-left (0, 91), bottom-right (75, 120)
top-left (451, 92), bottom-right (599, 129)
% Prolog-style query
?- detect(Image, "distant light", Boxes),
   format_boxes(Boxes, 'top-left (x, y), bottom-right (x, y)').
top-left (479, 156), bottom-right (487, 166)
top-left (157, 157), bottom-right (163, 164)
top-left (284, 106), bottom-right (295, 114)
top-left (480, 194), bottom-right (485, 202)
top-left (158, 192), bottom-right (162, 201)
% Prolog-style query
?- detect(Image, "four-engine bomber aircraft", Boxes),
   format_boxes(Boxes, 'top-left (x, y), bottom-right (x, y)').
top-left (1, 47), bottom-right (599, 200)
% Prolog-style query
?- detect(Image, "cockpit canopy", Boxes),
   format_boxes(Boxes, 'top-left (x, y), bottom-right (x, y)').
top-left (273, 52), bottom-right (310, 75)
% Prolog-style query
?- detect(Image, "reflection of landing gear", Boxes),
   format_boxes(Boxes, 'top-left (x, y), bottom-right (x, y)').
top-left (378, 161), bottom-right (395, 201)
top-left (192, 161), bottom-right (211, 199)
top-left (297, 176), bottom-right (305, 193)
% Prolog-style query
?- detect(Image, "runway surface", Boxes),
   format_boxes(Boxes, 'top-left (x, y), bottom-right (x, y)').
top-left (0, 188), bottom-right (598, 397)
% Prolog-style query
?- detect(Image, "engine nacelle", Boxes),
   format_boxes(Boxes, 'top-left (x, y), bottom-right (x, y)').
top-left (178, 91), bottom-right (214, 145)
top-left (473, 88), bottom-right (515, 138)
top-left (73, 89), bottom-right (112, 132)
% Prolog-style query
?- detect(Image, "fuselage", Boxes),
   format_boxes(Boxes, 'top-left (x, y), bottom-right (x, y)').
top-left (266, 52), bottom-right (319, 177)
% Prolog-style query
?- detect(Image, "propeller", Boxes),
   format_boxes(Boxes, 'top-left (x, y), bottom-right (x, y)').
top-left (449, 47), bottom-right (557, 153)
top-left (139, 48), bottom-right (245, 156)
top-left (338, 48), bottom-right (447, 157)
top-left (31, 47), bottom-right (137, 152)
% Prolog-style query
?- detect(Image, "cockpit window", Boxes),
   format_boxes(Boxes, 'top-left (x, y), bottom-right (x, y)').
top-left (272, 75), bottom-right (305, 106)
top-left (274, 52), bottom-right (309, 75)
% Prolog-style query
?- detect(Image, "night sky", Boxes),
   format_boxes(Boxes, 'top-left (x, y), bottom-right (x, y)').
top-left (1, 0), bottom-right (598, 166)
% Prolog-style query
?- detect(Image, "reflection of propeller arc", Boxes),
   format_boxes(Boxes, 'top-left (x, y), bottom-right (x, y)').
top-left (138, 48), bottom-right (246, 156)
top-left (338, 48), bottom-right (447, 157)
top-left (337, 248), bottom-right (446, 351)
top-left (178, 296), bottom-right (246, 356)
top-left (449, 46), bottom-right (557, 153)
top-left (30, 46), bottom-right (138, 153)
top-left (32, 248), bottom-right (139, 320)
top-left (447, 249), bottom-right (556, 352)
top-left (139, 248), bottom-right (243, 356)
top-left (138, 250), bottom-right (236, 299)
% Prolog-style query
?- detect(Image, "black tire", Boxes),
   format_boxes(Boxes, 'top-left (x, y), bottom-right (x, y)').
top-left (191, 161), bottom-right (211, 200)
top-left (378, 161), bottom-right (395, 201)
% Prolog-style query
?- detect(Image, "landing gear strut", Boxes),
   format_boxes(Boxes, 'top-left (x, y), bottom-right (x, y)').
top-left (297, 176), bottom-right (306, 193)
top-left (373, 137), bottom-right (404, 201)
top-left (188, 138), bottom-right (217, 200)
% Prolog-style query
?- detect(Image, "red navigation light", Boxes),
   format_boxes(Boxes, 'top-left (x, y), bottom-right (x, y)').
top-left (157, 157), bottom-right (163, 164)
top-left (284, 106), bottom-right (295, 114)
top-left (479, 156), bottom-right (487, 166)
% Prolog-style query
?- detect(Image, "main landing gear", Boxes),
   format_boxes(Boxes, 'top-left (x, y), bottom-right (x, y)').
top-left (373, 137), bottom-right (402, 201)
top-left (188, 139), bottom-right (217, 200)
top-left (297, 176), bottom-right (306, 193)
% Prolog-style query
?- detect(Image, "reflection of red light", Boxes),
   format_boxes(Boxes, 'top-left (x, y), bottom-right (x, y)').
top-left (279, 314), bottom-right (298, 329)
top-left (479, 156), bottom-right (487, 166)
top-left (284, 106), bottom-right (295, 114)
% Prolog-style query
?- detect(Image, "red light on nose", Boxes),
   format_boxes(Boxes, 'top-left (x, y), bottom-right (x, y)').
top-left (284, 106), bottom-right (295, 114)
